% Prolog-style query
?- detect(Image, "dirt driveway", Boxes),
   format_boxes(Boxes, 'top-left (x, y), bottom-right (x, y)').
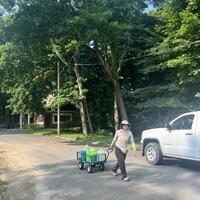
top-left (0, 129), bottom-right (200, 200)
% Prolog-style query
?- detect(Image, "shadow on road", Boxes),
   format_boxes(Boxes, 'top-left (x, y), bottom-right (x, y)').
top-left (20, 160), bottom-right (176, 200)
top-left (161, 158), bottom-right (200, 172)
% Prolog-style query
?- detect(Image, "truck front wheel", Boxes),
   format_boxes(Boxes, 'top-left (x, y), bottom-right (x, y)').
top-left (145, 143), bottom-right (163, 165)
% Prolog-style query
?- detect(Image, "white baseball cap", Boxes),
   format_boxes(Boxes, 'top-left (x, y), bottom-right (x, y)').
top-left (121, 120), bottom-right (130, 125)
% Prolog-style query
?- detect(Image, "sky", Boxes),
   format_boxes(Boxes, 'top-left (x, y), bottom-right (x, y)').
top-left (145, 3), bottom-right (155, 12)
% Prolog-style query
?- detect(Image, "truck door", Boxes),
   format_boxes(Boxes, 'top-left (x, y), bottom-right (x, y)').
top-left (163, 113), bottom-right (198, 158)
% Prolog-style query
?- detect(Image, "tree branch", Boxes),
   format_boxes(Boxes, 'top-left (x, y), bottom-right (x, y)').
top-left (117, 49), bottom-right (127, 75)
top-left (110, 45), bottom-right (117, 72)
top-left (95, 47), bottom-right (113, 78)
top-left (50, 39), bottom-right (73, 69)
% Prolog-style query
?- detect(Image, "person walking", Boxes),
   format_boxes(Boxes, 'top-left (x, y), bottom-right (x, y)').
top-left (109, 120), bottom-right (136, 181)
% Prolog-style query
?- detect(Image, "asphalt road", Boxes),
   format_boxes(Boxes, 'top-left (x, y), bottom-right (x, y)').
top-left (0, 129), bottom-right (200, 200)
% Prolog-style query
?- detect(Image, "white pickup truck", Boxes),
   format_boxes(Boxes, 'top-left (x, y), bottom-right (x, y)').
top-left (141, 111), bottom-right (200, 165)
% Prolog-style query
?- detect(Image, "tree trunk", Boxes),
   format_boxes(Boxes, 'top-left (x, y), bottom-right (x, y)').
top-left (95, 48), bottom-right (128, 122)
top-left (73, 64), bottom-right (90, 135)
top-left (85, 102), bottom-right (93, 133)
top-left (79, 100), bottom-right (89, 135)
top-left (53, 41), bottom-right (92, 135)
top-left (114, 93), bottom-right (119, 131)
top-left (112, 78), bottom-right (128, 121)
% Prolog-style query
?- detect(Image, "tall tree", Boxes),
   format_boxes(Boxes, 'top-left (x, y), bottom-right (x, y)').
top-left (1, 0), bottom-right (93, 134)
top-left (152, 0), bottom-right (200, 107)
top-left (71, 0), bottom-right (148, 129)
top-left (129, 0), bottom-right (200, 132)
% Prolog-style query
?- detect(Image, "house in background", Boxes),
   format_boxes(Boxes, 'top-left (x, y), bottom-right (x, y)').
top-left (22, 104), bottom-right (81, 130)
top-left (43, 104), bottom-right (81, 129)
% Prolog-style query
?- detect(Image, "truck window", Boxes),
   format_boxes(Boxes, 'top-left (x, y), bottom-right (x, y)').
top-left (171, 114), bottom-right (194, 130)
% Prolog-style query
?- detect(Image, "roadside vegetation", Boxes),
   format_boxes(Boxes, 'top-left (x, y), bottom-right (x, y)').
top-left (24, 127), bottom-right (141, 150)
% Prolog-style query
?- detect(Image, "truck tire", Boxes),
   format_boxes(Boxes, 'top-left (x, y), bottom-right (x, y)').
top-left (145, 143), bottom-right (163, 165)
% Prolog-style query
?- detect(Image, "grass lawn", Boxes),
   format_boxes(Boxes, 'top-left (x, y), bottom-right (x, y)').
top-left (24, 127), bottom-right (141, 150)
top-left (0, 180), bottom-right (9, 200)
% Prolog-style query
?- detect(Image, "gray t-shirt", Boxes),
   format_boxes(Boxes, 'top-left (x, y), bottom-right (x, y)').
top-left (110, 129), bottom-right (135, 154)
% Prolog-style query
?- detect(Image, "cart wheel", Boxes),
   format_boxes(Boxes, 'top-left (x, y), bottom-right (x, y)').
top-left (87, 165), bottom-right (93, 173)
top-left (78, 162), bottom-right (84, 170)
top-left (99, 163), bottom-right (104, 171)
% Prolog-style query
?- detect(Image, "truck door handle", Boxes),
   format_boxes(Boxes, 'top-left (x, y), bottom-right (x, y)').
top-left (185, 133), bottom-right (193, 135)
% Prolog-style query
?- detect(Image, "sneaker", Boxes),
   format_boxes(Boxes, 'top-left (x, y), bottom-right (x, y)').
top-left (112, 170), bottom-right (118, 176)
top-left (122, 177), bottom-right (130, 182)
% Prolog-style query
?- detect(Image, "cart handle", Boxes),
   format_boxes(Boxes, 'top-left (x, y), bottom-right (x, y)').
top-left (105, 148), bottom-right (114, 161)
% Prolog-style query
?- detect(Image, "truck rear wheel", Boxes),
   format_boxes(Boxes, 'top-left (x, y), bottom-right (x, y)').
top-left (145, 143), bottom-right (163, 165)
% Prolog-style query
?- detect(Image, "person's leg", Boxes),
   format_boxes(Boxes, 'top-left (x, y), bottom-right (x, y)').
top-left (116, 147), bottom-right (127, 179)
top-left (112, 148), bottom-right (120, 173)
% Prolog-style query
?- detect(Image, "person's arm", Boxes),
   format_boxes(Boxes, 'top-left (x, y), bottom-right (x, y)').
top-left (129, 132), bottom-right (136, 151)
top-left (109, 131), bottom-right (119, 149)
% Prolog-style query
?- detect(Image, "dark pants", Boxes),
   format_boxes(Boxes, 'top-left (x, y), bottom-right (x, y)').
top-left (112, 146), bottom-right (127, 178)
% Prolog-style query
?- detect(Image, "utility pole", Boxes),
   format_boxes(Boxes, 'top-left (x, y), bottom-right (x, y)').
top-left (57, 61), bottom-right (60, 135)
top-left (19, 112), bottom-right (23, 129)
top-left (28, 114), bottom-right (31, 127)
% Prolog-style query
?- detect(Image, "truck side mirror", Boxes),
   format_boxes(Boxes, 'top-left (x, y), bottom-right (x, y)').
top-left (165, 123), bottom-right (172, 130)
